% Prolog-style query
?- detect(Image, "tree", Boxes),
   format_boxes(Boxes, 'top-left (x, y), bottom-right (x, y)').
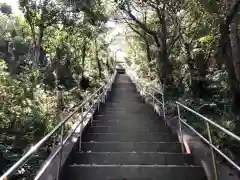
top-left (0, 3), bottom-right (12, 16)
top-left (0, 0), bottom-right (115, 177)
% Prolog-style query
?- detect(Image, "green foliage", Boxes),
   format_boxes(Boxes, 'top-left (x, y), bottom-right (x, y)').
top-left (0, 0), bottom-right (115, 176)
top-left (122, 0), bottom-right (240, 165)
top-left (0, 59), bottom-right (56, 134)
top-left (197, 0), bottom-right (221, 14)
top-left (198, 34), bottom-right (214, 44)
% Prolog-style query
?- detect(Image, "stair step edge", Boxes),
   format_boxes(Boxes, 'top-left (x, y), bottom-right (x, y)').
top-left (81, 142), bottom-right (180, 144)
top-left (75, 152), bottom-right (188, 154)
top-left (69, 164), bottom-right (202, 168)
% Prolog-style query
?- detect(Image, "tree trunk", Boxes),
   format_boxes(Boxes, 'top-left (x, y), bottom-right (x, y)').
top-left (195, 52), bottom-right (208, 98)
top-left (220, 22), bottom-right (240, 113)
top-left (230, 19), bottom-right (240, 82)
top-left (81, 42), bottom-right (87, 78)
top-left (221, 0), bottom-right (240, 113)
top-left (153, 35), bottom-right (163, 83)
top-left (144, 37), bottom-right (151, 64)
top-left (125, 20), bottom-right (152, 67)
top-left (142, 11), bottom-right (152, 66)
top-left (95, 38), bottom-right (102, 79)
top-left (160, 13), bottom-right (172, 91)
top-left (184, 43), bottom-right (196, 96)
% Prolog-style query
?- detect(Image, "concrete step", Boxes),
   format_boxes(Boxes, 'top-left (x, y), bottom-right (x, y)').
top-left (109, 97), bottom-right (142, 100)
top-left (97, 104), bottom-right (149, 108)
top-left (111, 87), bottom-right (136, 90)
top-left (111, 88), bottom-right (136, 91)
top-left (93, 111), bottom-right (163, 120)
top-left (87, 126), bottom-right (169, 133)
top-left (101, 102), bottom-right (149, 107)
top-left (116, 68), bottom-right (125, 73)
top-left (91, 119), bottom-right (164, 126)
top-left (96, 108), bottom-right (158, 116)
top-left (109, 98), bottom-right (143, 102)
top-left (83, 133), bottom-right (177, 142)
top-left (112, 83), bottom-right (135, 86)
top-left (104, 102), bottom-right (146, 106)
top-left (72, 152), bottom-right (194, 165)
top-left (98, 107), bottom-right (154, 112)
top-left (81, 142), bottom-right (181, 153)
top-left (109, 93), bottom-right (139, 97)
top-left (65, 165), bottom-right (207, 180)
top-left (95, 108), bottom-right (160, 115)
top-left (109, 93), bottom-right (142, 96)
top-left (110, 90), bottom-right (139, 93)
top-left (108, 99), bottom-right (144, 102)
top-left (94, 114), bottom-right (161, 121)
top-left (110, 88), bottom-right (137, 91)
top-left (94, 112), bottom-right (162, 119)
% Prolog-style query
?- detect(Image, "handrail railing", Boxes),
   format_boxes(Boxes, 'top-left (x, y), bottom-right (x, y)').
top-left (176, 101), bottom-right (240, 180)
top-left (121, 62), bottom-right (240, 179)
top-left (0, 70), bottom-right (117, 180)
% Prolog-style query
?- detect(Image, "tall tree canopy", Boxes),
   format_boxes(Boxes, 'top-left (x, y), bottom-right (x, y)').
top-left (114, 0), bottom-right (240, 163)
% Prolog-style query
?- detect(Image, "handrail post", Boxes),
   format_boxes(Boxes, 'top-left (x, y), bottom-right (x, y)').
top-left (177, 103), bottom-right (184, 153)
top-left (206, 122), bottom-right (219, 180)
top-left (103, 86), bottom-right (107, 103)
top-left (90, 114), bottom-right (93, 126)
top-left (56, 124), bottom-right (64, 180)
top-left (105, 85), bottom-right (108, 102)
top-left (101, 88), bottom-right (104, 104)
top-left (162, 94), bottom-right (166, 125)
top-left (153, 89), bottom-right (155, 112)
top-left (97, 90), bottom-right (100, 111)
top-left (79, 106), bottom-right (83, 151)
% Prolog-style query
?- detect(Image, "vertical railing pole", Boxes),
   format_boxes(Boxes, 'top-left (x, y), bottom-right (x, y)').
top-left (101, 88), bottom-right (104, 104)
top-left (153, 92), bottom-right (155, 112)
top-left (140, 83), bottom-right (143, 100)
top-left (206, 122), bottom-right (219, 180)
top-left (56, 124), bottom-right (64, 180)
top-left (90, 115), bottom-right (93, 126)
top-left (177, 104), bottom-right (184, 153)
top-left (102, 87), bottom-right (105, 104)
top-left (103, 91), bottom-right (105, 104)
top-left (162, 94), bottom-right (166, 125)
top-left (97, 90), bottom-right (100, 111)
top-left (105, 86), bottom-right (108, 102)
top-left (79, 106), bottom-right (83, 151)
top-left (104, 86), bottom-right (106, 103)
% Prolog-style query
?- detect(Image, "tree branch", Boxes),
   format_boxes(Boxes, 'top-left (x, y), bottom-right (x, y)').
top-left (121, 1), bottom-right (157, 37)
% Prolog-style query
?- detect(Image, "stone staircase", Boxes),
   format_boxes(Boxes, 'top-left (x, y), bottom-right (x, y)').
top-left (61, 72), bottom-right (207, 180)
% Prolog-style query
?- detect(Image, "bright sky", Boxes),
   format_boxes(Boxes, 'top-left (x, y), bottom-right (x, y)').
top-left (1, 0), bottom-right (21, 14)
top-left (106, 20), bottom-right (126, 61)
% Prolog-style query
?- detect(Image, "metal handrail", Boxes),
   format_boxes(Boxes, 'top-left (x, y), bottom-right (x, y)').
top-left (176, 101), bottom-right (240, 180)
top-left (122, 63), bottom-right (163, 94)
top-left (176, 102), bottom-right (240, 141)
top-left (122, 62), bottom-right (240, 179)
top-left (0, 70), bottom-right (117, 180)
